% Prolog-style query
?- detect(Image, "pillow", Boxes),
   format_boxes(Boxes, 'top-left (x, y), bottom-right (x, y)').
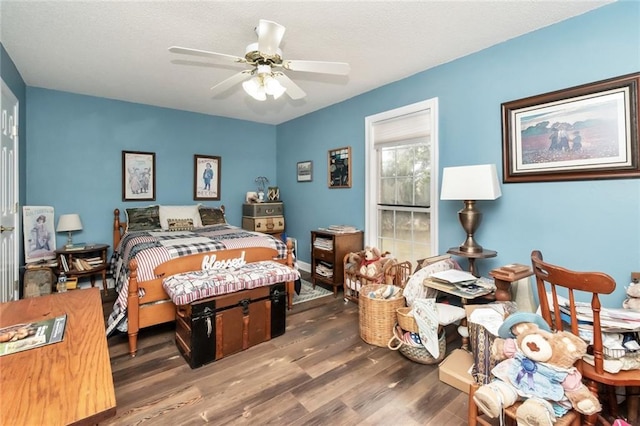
top-left (159, 205), bottom-right (202, 229)
top-left (125, 205), bottom-right (161, 232)
top-left (167, 218), bottom-right (194, 231)
top-left (199, 206), bottom-right (226, 226)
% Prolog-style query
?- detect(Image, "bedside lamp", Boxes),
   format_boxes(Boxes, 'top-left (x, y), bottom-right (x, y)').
top-left (440, 164), bottom-right (501, 254)
top-left (57, 214), bottom-right (83, 248)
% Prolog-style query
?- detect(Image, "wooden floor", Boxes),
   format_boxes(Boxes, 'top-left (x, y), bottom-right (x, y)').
top-left (101, 280), bottom-right (470, 425)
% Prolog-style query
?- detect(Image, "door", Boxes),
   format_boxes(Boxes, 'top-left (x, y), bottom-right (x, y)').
top-left (1, 79), bottom-right (19, 302)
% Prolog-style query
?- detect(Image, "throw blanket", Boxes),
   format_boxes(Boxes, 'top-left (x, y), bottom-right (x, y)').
top-left (106, 224), bottom-right (288, 335)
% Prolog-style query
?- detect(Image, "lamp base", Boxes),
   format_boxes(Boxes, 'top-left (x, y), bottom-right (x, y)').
top-left (65, 232), bottom-right (74, 248)
top-left (457, 200), bottom-right (484, 254)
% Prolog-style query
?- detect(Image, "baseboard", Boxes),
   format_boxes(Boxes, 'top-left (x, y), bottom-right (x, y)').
top-left (297, 260), bottom-right (310, 273)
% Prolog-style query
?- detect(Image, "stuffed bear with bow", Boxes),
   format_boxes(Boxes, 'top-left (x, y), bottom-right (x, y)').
top-left (473, 313), bottom-right (601, 426)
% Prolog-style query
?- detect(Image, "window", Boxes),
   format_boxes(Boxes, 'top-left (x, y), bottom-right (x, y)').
top-left (365, 99), bottom-right (439, 267)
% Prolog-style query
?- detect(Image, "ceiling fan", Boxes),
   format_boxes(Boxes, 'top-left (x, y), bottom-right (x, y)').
top-left (169, 19), bottom-right (350, 101)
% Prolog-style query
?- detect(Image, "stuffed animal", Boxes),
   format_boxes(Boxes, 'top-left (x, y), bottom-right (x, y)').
top-left (623, 280), bottom-right (640, 310)
top-left (473, 313), bottom-right (601, 426)
top-left (345, 251), bottom-right (362, 276)
top-left (359, 246), bottom-right (383, 278)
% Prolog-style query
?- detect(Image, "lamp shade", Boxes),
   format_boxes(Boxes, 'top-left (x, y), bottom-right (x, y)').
top-left (56, 214), bottom-right (83, 232)
top-left (440, 164), bottom-right (502, 201)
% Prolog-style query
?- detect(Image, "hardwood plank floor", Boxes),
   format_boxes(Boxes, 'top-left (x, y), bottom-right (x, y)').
top-left (101, 280), bottom-right (471, 425)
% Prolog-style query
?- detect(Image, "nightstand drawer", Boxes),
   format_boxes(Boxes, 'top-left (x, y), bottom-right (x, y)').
top-left (242, 216), bottom-right (284, 234)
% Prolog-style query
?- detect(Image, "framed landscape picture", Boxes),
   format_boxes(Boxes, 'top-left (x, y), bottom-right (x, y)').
top-left (122, 151), bottom-right (156, 201)
top-left (297, 161), bottom-right (312, 182)
top-left (194, 154), bottom-right (221, 200)
top-left (502, 72), bottom-right (639, 183)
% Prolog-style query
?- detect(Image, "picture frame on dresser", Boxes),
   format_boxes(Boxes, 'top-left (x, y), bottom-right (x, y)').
top-left (502, 72), bottom-right (640, 183)
top-left (122, 150), bottom-right (156, 201)
top-left (194, 154), bottom-right (221, 201)
top-left (328, 146), bottom-right (351, 188)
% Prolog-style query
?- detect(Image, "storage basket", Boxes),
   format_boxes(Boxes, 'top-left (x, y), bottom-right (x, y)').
top-left (388, 324), bottom-right (446, 365)
top-left (359, 284), bottom-right (405, 347)
top-left (396, 306), bottom-right (419, 333)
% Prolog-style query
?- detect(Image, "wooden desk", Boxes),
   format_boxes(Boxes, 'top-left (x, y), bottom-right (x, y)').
top-left (0, 288), bottom-right (116, 425)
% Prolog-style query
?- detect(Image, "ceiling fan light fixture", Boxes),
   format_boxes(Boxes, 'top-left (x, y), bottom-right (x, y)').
top-left (242, 77), bottom-right (266, 101)
top-left (264, 75), bottom-right (286, 99)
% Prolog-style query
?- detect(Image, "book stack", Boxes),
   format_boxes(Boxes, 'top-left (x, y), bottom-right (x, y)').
top-left (319, 225), bottom-right (359, 233)
top-left (490, 263), bottom-right (532, 281)
top-left (73, 258), bottom-right (94, 271)
top-left (84, 256), bottom-right (104, 267)
top-left (313, 237), bottom-right (333, 251)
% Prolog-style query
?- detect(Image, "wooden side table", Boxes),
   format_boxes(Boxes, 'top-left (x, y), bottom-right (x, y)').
top-left (55, 244), bottom-right (109, 296)
top-left (447, 247), bottom-right (497, 277)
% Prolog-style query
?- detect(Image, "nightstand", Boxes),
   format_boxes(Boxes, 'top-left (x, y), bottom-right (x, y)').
top-left (55, 244), bottom-right (109, 296)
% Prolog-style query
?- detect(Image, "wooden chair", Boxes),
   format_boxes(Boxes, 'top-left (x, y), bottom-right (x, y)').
top-left (468, 250), bottom-right (640, 426)
top-left (530, 250), bottom-right (640, 426)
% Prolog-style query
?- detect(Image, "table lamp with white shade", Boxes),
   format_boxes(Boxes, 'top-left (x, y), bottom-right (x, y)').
top-left (56, 214), bottom-right (83, 248)
top-left (440, 164), bottom-right (502, 254)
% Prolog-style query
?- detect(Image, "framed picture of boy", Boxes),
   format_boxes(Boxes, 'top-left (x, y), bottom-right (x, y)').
top-left (194, 155), bottom-right (221, 200)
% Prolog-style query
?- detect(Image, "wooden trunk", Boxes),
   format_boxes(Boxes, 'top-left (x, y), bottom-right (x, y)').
top-left (174, 283), bottom-right (286, 368)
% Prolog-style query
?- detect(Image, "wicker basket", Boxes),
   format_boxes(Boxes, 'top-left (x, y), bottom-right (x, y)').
top-left (388, 324), bottom-right (447, 365)
top-left (396, 306), bottom-right (419, 333)
top-left (359, 284), bottom-right (405, 347)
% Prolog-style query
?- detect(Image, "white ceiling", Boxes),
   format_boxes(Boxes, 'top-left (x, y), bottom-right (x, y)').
top-left (1, 1), bottom-right (613, 125)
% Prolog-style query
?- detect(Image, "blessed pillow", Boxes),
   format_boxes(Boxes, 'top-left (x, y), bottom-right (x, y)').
top-left (125, 205), bottom-right (161, 232)
top-left (199, 206), bottom-right (226, 226)
top-left (159, 205), bottom-right (202, 229)
top-left (167, 218), bottom-right (194, 231)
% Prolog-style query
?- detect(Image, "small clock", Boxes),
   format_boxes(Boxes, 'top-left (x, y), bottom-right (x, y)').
top-left (23, 268), bottom-right (55, 298)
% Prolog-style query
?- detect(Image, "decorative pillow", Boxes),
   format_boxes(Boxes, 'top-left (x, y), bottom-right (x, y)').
top-left (167, 218), bottom-right (194, 231)
top-left (199, 206), bottom-right (226, 226)
top-left (125, 205), bottom-right (161, 232)
top-left (159, 205), bottom-right (202, 229)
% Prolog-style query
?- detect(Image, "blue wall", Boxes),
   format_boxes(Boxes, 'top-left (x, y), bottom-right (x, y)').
top-left (10, 1), bottom-right (640, 307)
top-left (277, 1), bottom-right (640, 307)
top-left (25, 89), bottom-right (277, 247)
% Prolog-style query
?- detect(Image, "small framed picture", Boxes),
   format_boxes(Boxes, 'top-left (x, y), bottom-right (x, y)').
top-left (122, 151), bottom-right (156, 201)
top-left (297, 161), bottom-right (312, 182)
top-left (328, 146), bottom-right (351, 188)
top-left (194, 154), bottom-right (221, 200)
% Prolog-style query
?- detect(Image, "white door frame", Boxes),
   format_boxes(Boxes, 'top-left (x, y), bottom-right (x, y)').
top-left (1, 78), bottom-right (20, 302)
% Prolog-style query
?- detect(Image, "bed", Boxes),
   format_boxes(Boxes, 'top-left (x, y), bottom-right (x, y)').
top-left (106, 204), bottom-right (294, 357)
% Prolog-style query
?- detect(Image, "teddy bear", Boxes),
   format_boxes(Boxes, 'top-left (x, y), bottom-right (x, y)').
top-left (622, 279), bottom-right (640, 310)
top-left (358, 247), bottom-right (396, 285)
top-left (473, 313), bottom-right (601, 426)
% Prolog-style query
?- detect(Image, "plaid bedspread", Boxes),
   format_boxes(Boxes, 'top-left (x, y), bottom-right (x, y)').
top-left (106, 224), bottom-right (288, 335)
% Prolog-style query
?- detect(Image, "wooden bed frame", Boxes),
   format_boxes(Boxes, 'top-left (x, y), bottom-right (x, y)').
top-left (112, 209), bottom-right (294, 357)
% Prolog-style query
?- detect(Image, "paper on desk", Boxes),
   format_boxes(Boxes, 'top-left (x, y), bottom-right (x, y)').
top-left (429, 269), bottom-right (477, 284)
top-left (469, 307), bottom-right (505, 336)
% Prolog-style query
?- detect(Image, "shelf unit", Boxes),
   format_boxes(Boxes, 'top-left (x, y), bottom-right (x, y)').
top-left (310, 229), bottom-right (363, 297)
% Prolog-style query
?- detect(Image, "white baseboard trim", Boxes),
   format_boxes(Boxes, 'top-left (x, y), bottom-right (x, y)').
top-left (297, 261), bottom-right (310, 273)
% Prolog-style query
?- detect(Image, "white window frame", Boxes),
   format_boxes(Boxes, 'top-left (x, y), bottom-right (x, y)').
top-left (364, 98), bottom-right (439, 257)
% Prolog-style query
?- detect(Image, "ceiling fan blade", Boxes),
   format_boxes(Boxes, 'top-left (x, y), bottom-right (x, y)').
top-left (257, 20), bottom-right (286, 56)
top-left (274, 73), bottom-right (306, 100)
top-left (169, 46), bottom-right (246, 64)
top-left (282, 59), bottom-right (350, 75)
top-left (210, 70), bottom-right (252, 96)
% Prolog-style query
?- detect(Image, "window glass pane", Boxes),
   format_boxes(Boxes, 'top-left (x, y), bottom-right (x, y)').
top-left (396, 177), bottom-right (414, 205)
top-left (379, 209), bottom-right (394, 238)
top-left (380, 178), bottom-right (396, 204)
top-left (395, 146), bottom-right (413, 176)
top-left (380, 149), bottom-right (396, 178)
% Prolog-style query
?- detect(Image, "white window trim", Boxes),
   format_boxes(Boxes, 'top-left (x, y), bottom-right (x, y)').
top-left (364, 98), bottom-right (439, 253)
